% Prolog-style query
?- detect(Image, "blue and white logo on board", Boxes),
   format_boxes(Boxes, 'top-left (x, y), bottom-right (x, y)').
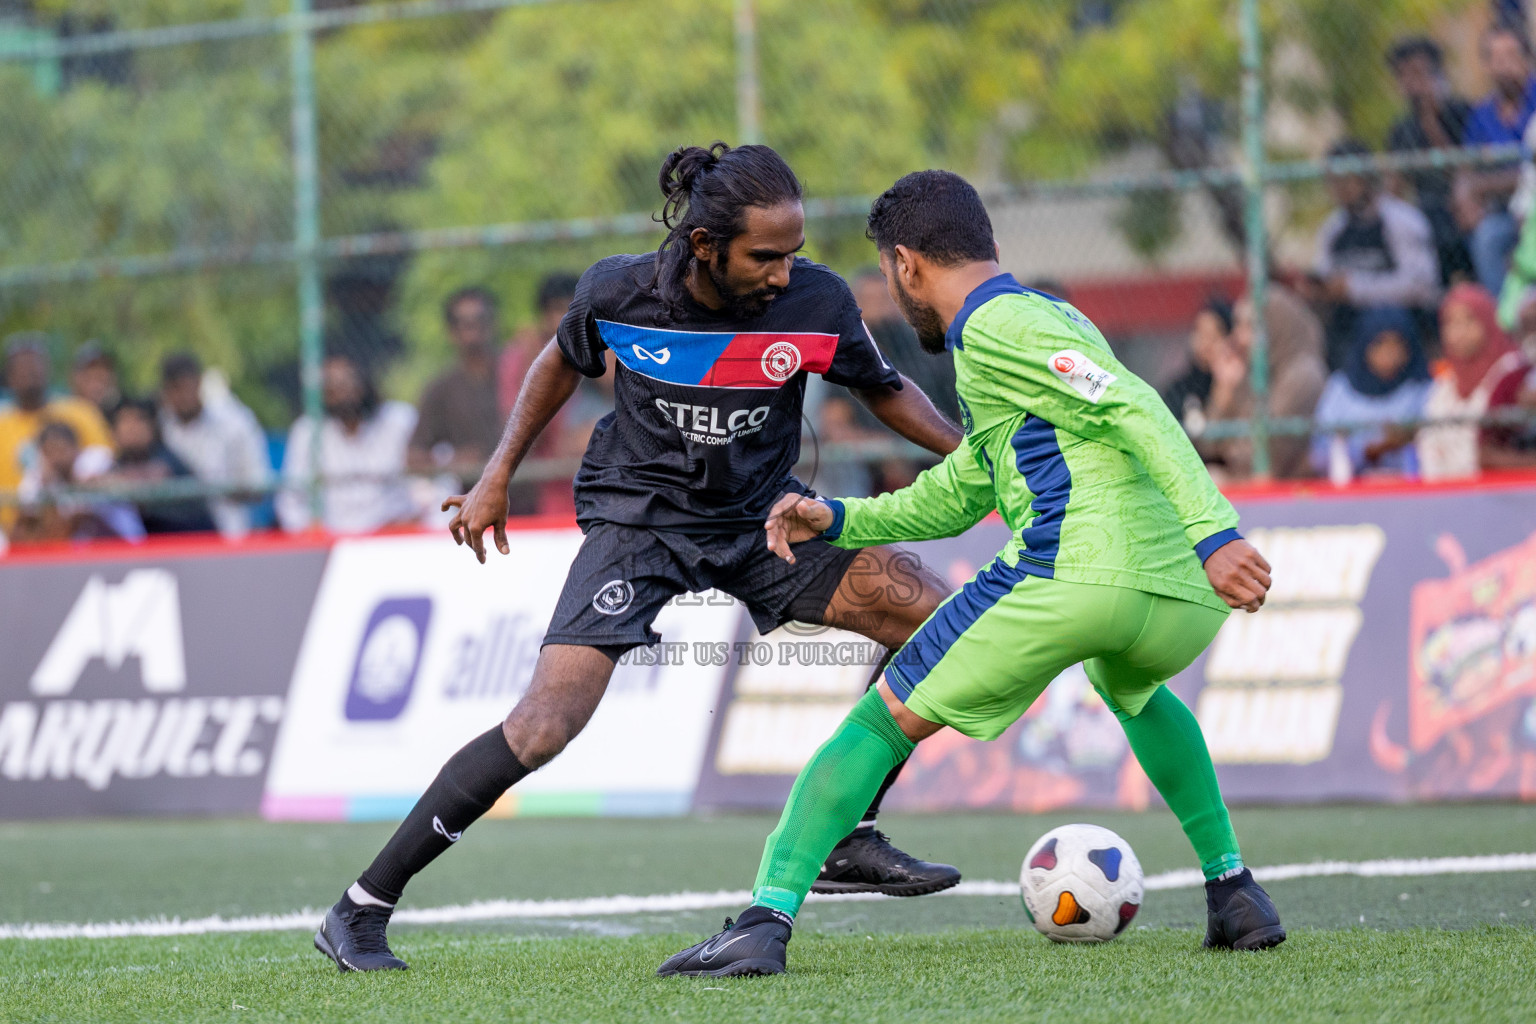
top-left (344, 597), bottom-right (432, 722)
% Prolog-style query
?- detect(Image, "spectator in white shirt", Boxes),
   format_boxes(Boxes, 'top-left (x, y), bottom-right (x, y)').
top-left (277, 353), bottom-right (418, 534)
top-left (158, 352), bottom-right (273, 538)
top-left (1305, 138), bottom-right (1441, 371)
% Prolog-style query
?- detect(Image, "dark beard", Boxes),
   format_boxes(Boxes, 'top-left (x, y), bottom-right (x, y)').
top-left (893, 276), bottom-right (949, 353)
top-left (325, 401), bottom-right (365, 423)
top-left (704, 253), bottom-right (784, 320)
top-left (115, 444), bottom-right (154, 466)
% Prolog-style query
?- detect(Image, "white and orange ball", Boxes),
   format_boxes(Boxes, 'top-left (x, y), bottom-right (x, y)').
top-left (1019, 823), bottom-right (1143, 943)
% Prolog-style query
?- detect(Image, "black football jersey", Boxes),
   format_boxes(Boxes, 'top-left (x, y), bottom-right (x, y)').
top-left (556, 253), bottom-right (900, 532)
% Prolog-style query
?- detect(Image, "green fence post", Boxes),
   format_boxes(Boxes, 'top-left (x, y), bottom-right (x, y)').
top-left (288, 0), bottom-right (325, 518)
top-left (734, 0), bottom-right (761, 145)
top-left (1240, 0), bottom-right (1271, 478)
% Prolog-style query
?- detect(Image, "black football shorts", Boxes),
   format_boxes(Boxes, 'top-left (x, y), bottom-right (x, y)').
top-left (542, 522), bottom-right (859, 651)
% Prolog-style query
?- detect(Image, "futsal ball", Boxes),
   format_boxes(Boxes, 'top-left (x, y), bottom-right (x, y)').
top-left (1019, 823), bottom-right (1143, 943)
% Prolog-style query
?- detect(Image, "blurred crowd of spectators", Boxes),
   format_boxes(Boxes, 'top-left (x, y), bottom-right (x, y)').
top-left (10, 25), bottom-right (1536, 550)
top-left (0, 273), bottom-right (605, 548)
top-left (5, 250), bottom-right (1536, 552)
top-left (1162, 23), bottom-right (1536, 484)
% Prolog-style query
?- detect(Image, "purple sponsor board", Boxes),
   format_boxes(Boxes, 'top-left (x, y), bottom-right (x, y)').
top-left (0, 545), bottom-right (327, 818)
top-left (696, 483), bottom-right (1536, 812)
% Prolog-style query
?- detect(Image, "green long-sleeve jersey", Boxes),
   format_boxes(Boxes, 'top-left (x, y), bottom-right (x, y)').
top-left (823, 274), bottom-right (1239, 612)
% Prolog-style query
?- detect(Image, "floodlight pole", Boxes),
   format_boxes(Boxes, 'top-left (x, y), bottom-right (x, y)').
top-left (1239, 0), bottom-right (1271, 478)
top-left (289, 0), bottom-right (325, 518)
top-left (735, 0), bottom-right (762, 145)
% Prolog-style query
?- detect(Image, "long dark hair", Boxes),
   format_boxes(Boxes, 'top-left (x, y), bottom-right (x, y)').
top-left (653, 142), bottom-right (802, 312)
top-left (325, 352), bottom-right (382, 421)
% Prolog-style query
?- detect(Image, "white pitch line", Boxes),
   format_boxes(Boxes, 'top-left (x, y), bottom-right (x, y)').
top-left (4, 852), bottom-right (1534, 942)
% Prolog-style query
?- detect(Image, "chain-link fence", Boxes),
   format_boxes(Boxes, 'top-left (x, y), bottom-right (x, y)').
top-left (2, 0), bottom-right (1534, 537)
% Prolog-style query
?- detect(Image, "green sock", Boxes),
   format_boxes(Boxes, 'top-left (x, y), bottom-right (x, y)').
top-left (1117, 685), bottom-right (1243, 880)
top-left (752, 688), bottom-right (916, 917)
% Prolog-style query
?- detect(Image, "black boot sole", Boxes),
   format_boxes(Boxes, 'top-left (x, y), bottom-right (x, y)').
top-left (809, 874), bottom-right (962, 897)
top-left (659, 958), bottom-right (786, 978)
top-left (313, 923), bottom-right (408, 972)
top-left (1234, 925), bottom-right (1287, 951)
top-left (314, 927), bottom-right (350, 973)
top-left (1204, 924), bottom-right (1288, 951)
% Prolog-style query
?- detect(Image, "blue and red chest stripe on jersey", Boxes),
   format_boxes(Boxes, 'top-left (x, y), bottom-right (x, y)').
top-left (596, 319), bottom-right (837, 388)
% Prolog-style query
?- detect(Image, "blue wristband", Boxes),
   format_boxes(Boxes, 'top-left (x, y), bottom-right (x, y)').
top-left (821, 498), bottom-right (846, 541)
top-left (1195, 527), bottom-right (1243, 564)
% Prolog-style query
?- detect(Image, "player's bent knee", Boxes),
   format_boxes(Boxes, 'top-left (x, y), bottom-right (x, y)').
top-left (502, 711), bottom-right (576, 768)
top-left (876, 680), bottom-right (943, 742)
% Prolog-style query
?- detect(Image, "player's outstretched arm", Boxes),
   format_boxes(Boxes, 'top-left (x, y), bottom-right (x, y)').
top-left (766, 438), bottom-right (995, 564)
top-left (445, 339), bottom-right (582, 563)
top-left (851, 374), bottom-right (962, 456)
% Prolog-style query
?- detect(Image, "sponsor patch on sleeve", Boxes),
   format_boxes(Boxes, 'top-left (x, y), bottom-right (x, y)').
top-left (1047, 349), bottom-right (1116, 403)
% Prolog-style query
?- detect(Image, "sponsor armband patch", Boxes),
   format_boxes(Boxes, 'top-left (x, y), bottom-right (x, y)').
top-left (1048, 349), bottom-right (1116, 403)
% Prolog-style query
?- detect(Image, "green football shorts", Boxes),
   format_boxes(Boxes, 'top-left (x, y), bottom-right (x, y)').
top-left (884, 562), bottom-right (1229, 740)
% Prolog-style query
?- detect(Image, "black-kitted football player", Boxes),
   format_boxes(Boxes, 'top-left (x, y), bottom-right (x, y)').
top-left (315, 142), bottom-right (966, 972)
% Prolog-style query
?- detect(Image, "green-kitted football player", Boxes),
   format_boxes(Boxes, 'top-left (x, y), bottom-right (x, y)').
top-left (661, 170), bottom-right (1285, 978)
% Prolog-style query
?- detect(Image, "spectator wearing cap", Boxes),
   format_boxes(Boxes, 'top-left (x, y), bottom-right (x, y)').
top-left (1309, 307), bottom-right (1433, 478)
top-left (1306, 138), bottom-right (1440, 371)
top-left (0, 334), bottom-right (112, 531)
top-left (70, 343), bottom-right (123, 420)
top-left (157, 352), bottom-right (272, 538)
top-left (1161, 296), bottom-right (1232, 436)
top-left (1385, 36), bottom-right (1475, 284)
top-left (1455, 23), bottom-right (1536, 295)
top-left (498, 273), bottom-right (580, 514)
top-left (102, 399), bottom-right (217, 535)
top-left (277, 352), bottom-right (418, 535)
top-left (408, 286), bottom-right (505, 488)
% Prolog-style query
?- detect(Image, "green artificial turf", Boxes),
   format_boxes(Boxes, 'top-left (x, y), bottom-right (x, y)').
top-left (4, 927), bottom-right (1534, 1024)
top-left (1, 804), bottom-right (1533, 1022)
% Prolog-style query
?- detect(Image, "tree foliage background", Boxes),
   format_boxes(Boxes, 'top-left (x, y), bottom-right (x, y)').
top-left (0, 0), bottom-right (1485, 422)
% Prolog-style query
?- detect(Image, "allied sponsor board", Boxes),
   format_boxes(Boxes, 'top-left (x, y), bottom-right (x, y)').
top-left (0, 547), bottom-right (326, 818)
top-left (261, 532), bottom-right (738, 820)
top-left (699, 483), bottom-right (1536, 811)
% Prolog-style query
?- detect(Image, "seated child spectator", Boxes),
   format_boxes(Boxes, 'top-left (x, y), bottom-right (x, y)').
top-left (102, 399), bottom-right (217, 534)
top-left (13, 421), bottom-right (142, 543)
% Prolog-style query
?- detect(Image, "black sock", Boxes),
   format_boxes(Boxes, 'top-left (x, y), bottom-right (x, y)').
top-left (1204, 867), bottom-right (1254, 913)
top-left (860, 758), bottom-right (906, 825)
top-left (735, 904), bottom-right (793, 932)
top-left (356, 726), bottom-right (530, 904)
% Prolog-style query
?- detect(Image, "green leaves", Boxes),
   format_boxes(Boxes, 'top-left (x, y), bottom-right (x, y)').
top-left (0, 0), bottom-right (1486, 421)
